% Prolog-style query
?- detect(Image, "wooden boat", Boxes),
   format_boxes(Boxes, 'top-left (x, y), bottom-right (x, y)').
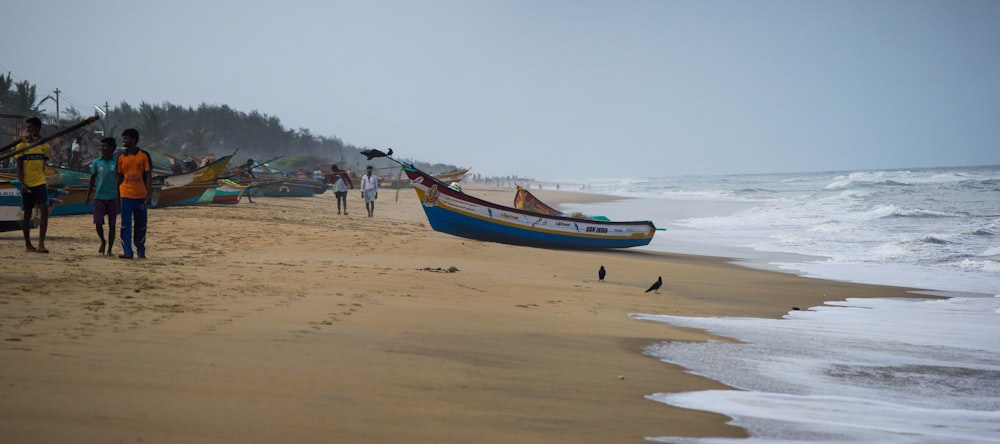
top-left (0, 181), bottom-right (27, 231)
top-left (0, 180), bottom-right (63, 231)
top-left (48, 185), bottom-right (91, 216)
top-left (153, 153), bottom-right (233, 208)
top-left (210, 179), bottom-right (247, 204)
top-left (433, 166), bottom-right (470, 184)
top-left (258, 177), bottom-right (321, 197)
top-left (381, 166), bottom-right (471, 189)
top-left (401, 163), bottom-right (658, 249)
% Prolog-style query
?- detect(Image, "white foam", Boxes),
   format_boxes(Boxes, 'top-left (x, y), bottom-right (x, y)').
top-left (634, 295), bottom-right (1000, 443)
top-left (647, 391), bottom-right (1000, 444)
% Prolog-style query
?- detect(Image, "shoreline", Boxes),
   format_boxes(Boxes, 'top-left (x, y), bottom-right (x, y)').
top-left (0, 186), bottom-right (921, 443)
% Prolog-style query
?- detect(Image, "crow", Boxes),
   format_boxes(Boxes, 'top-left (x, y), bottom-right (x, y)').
top-left (598, 265), bottom-right (606, 282)
top-left (645, 276), bottom-right (662, 294)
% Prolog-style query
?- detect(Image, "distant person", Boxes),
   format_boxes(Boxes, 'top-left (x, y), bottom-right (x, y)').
top-left (237, 159), bottom-right (257, 203)
top-left (70, 136), bottom-right (83, 169)
top-left (330, 164), bottom-right (353, 215)
top-left (360, 165), bottom-right (379, 217)
top-left (116, 128), bottom-right (152, 259)
top-left (15, 117), bottom-right (51, 253)
top-left (86, 137), bottom-right (119, 256)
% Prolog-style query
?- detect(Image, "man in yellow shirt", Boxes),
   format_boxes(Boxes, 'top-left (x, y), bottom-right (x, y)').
top-left (116, 128), bottom-right (152, 259)
top-left (15, 117), bottom-right (51, 253)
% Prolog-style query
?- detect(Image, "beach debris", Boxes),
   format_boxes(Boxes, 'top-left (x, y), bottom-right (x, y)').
top-left (420, 266), bottom-right (460, 273)
top-left (618, 374), bottom-right (625, 380)
top-left (598, 265), bottom-right (606, 282)
top-left (645, 276), bottom-right (662, 294)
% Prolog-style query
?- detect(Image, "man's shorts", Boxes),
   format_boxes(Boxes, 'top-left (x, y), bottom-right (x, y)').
top-left (21, 184), bottom-right (48, 211)
top-left (93, 199), bottom-right (119, 225)
top-left (334, 191), bottom-right (348, 199)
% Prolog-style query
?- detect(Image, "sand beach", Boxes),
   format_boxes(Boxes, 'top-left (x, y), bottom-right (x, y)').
top-left (0, 185), bottom-right (917, 443)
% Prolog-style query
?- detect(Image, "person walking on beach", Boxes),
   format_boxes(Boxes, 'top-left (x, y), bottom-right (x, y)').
top-left (237, 159), bottom-right (257, 203)
top-left (85, 137), bottom-right (119, 256)
top-left (330, 164), bottom-right (353, 215)
top-left (15, 117), bottom-right (51, 253)
top-left (116, 128), bottom-right (152, 259)
top-left (360, 165), bottom-right (379, 217)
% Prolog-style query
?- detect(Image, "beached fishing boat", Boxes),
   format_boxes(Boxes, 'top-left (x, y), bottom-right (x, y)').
top-left (153, 153), bottom-right (233, 208)
top-left (210, 179), bottom-right (248, 204)
top-left (400, 162), bottom-right (658, 249)
top-left (257, 177), bottom-right (322, 197)
top-left (0, 180), bottom-right (63, 231)
top-left (0, 181), bottom-right (27, 231)
top-left (433, 166), bottom-right (470, 184)
top-left (381, 166), bottom-right (471, 189)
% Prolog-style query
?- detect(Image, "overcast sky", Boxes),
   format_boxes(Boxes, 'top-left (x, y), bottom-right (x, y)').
top-left (3, 0), bottom-right (998, 180)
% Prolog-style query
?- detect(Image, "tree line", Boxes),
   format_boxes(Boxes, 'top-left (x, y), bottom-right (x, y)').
top-left (1, 72), bottom-right (455, 174)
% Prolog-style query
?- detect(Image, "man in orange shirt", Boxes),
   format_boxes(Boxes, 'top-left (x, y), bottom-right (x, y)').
top-left (116, 128), bottom-right (152, 259)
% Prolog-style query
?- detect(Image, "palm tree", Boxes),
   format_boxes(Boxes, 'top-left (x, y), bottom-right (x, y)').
top-left (136, 102), bottom-right (172, 149)
top-left (0, 72), bottom-right (13, 110)
top-left (0, 75), bottom-right (38, 116)
top-left (182, 127), bottom-right (214, 155)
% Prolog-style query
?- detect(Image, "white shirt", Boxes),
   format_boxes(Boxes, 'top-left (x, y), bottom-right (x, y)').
top-left (360, 173), bottom-right (379, 191)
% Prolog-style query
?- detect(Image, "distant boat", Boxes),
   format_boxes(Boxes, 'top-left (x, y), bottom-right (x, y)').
top-left (433, 166), bottom-right (470, 184)
top-left (381, 166), bottom-right (471, 189)
top-left (258, 177), bottom-right (323, 197)
top-left (401, 163), bottom-right (658, 249)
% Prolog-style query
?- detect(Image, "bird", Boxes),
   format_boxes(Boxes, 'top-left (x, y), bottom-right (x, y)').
top-left (598, 265), bottom-right (606, 282)
top-left (645, 276), bottom-right (662, 294)
top-left (359, 148), bottom-right (392, 160)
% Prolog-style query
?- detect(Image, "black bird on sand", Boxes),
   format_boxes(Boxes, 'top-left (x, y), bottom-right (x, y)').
top-left (645, 276), bottom-right (663, 294)
top-left (598, 265), bottom-right (606, 282)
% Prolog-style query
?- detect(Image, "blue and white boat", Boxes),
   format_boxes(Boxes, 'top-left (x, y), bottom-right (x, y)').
top-left (402, 162), bottom-right (658, 249)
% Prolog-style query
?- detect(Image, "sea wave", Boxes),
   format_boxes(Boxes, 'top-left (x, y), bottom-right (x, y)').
top-left (872, 204), bottom-right (967, 219)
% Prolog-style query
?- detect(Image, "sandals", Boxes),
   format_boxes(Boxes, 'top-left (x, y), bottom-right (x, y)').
top-left (35, 247), bottom-right (49, 254)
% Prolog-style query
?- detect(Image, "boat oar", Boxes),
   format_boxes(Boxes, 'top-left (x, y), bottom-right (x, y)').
top-left (221, 155), bottom-right (283, 180)
top-left (1, 116), bottom-right (100, 162)
top-left (0, 139), bottom-right (20, 154)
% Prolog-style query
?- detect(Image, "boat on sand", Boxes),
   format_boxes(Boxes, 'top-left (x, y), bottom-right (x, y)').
top-left (397, 160), bottom-right (658, 249)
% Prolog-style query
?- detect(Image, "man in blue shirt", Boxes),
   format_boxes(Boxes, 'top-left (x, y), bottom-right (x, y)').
top-left (85, 137), bottom-right (119, 256)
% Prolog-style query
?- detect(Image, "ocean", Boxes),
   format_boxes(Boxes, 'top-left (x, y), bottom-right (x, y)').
top-left (561, 165), bottom-right (1000, 443)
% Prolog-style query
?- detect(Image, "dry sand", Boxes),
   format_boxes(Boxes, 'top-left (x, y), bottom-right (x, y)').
top-left (0, 185), bottom-right (917, 443)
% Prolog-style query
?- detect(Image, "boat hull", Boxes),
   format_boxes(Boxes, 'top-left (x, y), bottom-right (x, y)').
top-left (153, 154), bottom-right (234, 208)
top-left (403, 166), bottom-right (655, 249)
top-left (0, 182), bottom-right (62, 231)
top-left (211, 179), bottom-right (247, 204)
